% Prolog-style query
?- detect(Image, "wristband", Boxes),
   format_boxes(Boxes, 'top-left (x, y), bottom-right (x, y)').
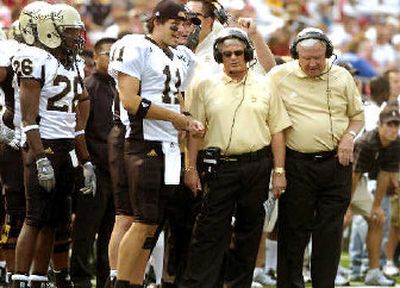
top-left (22, 124), bottom-right (39, 133)
top-left (75, 130), bottom-right (85, 137)
top-left (136, 98), bottom-right (152, 119)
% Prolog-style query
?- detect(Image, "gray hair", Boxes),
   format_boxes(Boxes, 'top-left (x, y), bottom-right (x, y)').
top-left (297, 38), bottom-right (326, 50)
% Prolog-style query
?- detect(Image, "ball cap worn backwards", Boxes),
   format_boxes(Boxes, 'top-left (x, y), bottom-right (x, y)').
top-left (152, 0), bottom-right (201, 25)
top-left (380, 104), bottom-right (400, 123)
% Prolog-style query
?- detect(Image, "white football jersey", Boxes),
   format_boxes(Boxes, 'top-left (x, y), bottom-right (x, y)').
top-left (172, 45), bottom-right (197, 92)
top-left (0, 40), bottom-right (26, 143)
top-left (109, 34), bottom-right (196, 143)
top-left (13, 46), bottom-right (84, 140)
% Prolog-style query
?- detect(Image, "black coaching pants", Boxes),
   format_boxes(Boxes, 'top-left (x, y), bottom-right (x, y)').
top-left (180, 148), bottom-right (272, 288)
top-left (277, 149), bottom-right (352, 288)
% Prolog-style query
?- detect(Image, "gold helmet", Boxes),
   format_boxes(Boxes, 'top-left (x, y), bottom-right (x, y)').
top-left (8, 20), bottom-right (23, 42)
top-left (37, 4), bottom-right (85, 53)
top-left (0, 27), bottom-right (6, 41)
top-left (19, 1), bottom-right (51, 45)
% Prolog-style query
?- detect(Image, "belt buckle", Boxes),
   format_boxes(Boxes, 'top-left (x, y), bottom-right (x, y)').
top-left (221, 156), bottom-right (238, 162)
top-left (313, 154), bottom-right (324, 161)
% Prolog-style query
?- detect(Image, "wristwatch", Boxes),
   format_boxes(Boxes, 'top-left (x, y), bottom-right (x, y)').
top-left (274, 167), bottom-right (285, 176)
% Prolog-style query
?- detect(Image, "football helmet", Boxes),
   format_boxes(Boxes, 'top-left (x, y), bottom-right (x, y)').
top-left (37, 4), bottom-right (85, 55)
top-left (19, 1), bottom-right (51, 45)
top-left (0, 28), bottom-right (6, 41)
top-left (8, 20), bottom-right (24, 42)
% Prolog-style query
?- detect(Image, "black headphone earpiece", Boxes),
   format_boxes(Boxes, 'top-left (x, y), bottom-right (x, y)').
top-left (290, 31), bottom-right (333, 59)
top-left (210, 0), bottom-right (228, 25)
top-left (213, 29), bottom-right (254, 63)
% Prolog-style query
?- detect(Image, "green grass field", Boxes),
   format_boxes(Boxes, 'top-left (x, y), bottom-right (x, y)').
top-left (262, 252), bottom-right (400, 287)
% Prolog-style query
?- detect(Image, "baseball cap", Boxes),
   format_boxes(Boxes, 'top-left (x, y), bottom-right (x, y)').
top-left (379, 105), bottom-right (400, 123)
top-left (152, 0), bottom-right (200, 25)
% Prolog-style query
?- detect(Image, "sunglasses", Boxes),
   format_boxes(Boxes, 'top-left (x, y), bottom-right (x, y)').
top-left (222, 50), bottom-right (244, 58)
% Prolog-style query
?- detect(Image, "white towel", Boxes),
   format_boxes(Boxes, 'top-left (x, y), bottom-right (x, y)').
top-left (162, 142), bottom-right (181, 185)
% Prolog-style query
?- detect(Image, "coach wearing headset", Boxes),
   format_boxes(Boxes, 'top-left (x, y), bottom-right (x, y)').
top-left (180, 27), bottom-right (291, 288)
top-left (267, 27), bottom-right (364, 288)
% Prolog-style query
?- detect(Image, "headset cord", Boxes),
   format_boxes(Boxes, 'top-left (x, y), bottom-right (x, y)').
top-left (224, 74), bottom-right (248, 155)
top-left (326, 62), bottom-right (335, 147)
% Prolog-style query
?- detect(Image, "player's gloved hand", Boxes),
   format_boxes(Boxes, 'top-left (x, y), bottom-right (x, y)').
top-left (0, 118), bottom-right (20, 150)
top-left (80, 161), bottom-right (96, 197)
top-left (36, 156), bottom-right (55, 192)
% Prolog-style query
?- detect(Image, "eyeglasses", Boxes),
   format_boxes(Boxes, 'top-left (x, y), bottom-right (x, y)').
top-left (222, 50), bottom-right (244, 58)
top-left (98, 51), bottom-right (110, 56)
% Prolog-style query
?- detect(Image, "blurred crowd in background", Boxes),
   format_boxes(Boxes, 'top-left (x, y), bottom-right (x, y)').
top-left (0, 0), bottom-right (400, 81)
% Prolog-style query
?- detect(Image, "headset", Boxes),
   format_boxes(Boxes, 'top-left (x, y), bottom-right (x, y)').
top-left (211, 0), bottom-right (228, 25)
top-left (213, 28), bottom-right (254, 63)
top-left (290, 30), bottom-right (333, 59)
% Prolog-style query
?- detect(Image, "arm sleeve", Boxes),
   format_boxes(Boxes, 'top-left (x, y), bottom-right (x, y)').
top-left (265, 74), bottom-right (292, 134)
top-left (188, 79), bottom-right (206, 125)
top-left (344, 71), bottom-right (364, 121)
top-left (13, 47), bottom-right (47, 82)
top-left (108, 36), bottom-right (145, 81)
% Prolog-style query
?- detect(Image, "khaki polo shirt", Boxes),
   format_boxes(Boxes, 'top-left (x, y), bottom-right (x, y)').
top-left (188, 70), bottom-right (292, 155)
top-left (267, 60), bottom-right (364, 153)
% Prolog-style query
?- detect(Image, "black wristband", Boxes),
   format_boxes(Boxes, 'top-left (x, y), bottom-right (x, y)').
top-left (80, 157), bottom-right (91, 165)
top-left (136, 98), bottom-right (152, 119)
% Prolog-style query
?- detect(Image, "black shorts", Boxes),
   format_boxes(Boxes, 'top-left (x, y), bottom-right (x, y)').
top-left (0, 143), bottom-right (25, 216)
top-left (23, 139), bottom-right (75, 228)
top-left (124, 139), bottom-right (176, 224)
top-left (108, 124), bottom-right (132, 216)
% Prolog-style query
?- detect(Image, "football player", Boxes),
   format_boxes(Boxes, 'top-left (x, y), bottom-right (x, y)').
top-left (0, 2), bottom-right (51, 285)
top-left (107, 1), bottom-right (204, 287)
top-left (11, 4), bottom-right (95, 288)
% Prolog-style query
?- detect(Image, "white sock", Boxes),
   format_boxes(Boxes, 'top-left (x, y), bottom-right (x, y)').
top-left (29, 274), bottom-right (48, 286)
top-left (253, 267), bottom-right (263, 277)
top-left (368, 268), bottom-right (379, 274)
top-left (11, 274), bottom-right (29, 281)
top-left (0, 261), bottom-right (6, 268)
top-left (110, 269), bottom-right (117, 278)
top-left (386, 260), bottom-right (394, 266)
top-left (265, 240), bottom-right (277, 272)
top-left (150, 231), bottom-right (164, 285)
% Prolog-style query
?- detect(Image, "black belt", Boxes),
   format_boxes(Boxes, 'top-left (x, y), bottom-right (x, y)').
top-left (287, 148), bottom-right (337, 162)
top-left (220, 146), bottom-right (271, 162)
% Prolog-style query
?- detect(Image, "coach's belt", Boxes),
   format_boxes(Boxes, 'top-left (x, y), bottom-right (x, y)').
top-left (287, 148), bottom-right (337, 162)
top-left (220, 146), bottom-right (271, 162)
